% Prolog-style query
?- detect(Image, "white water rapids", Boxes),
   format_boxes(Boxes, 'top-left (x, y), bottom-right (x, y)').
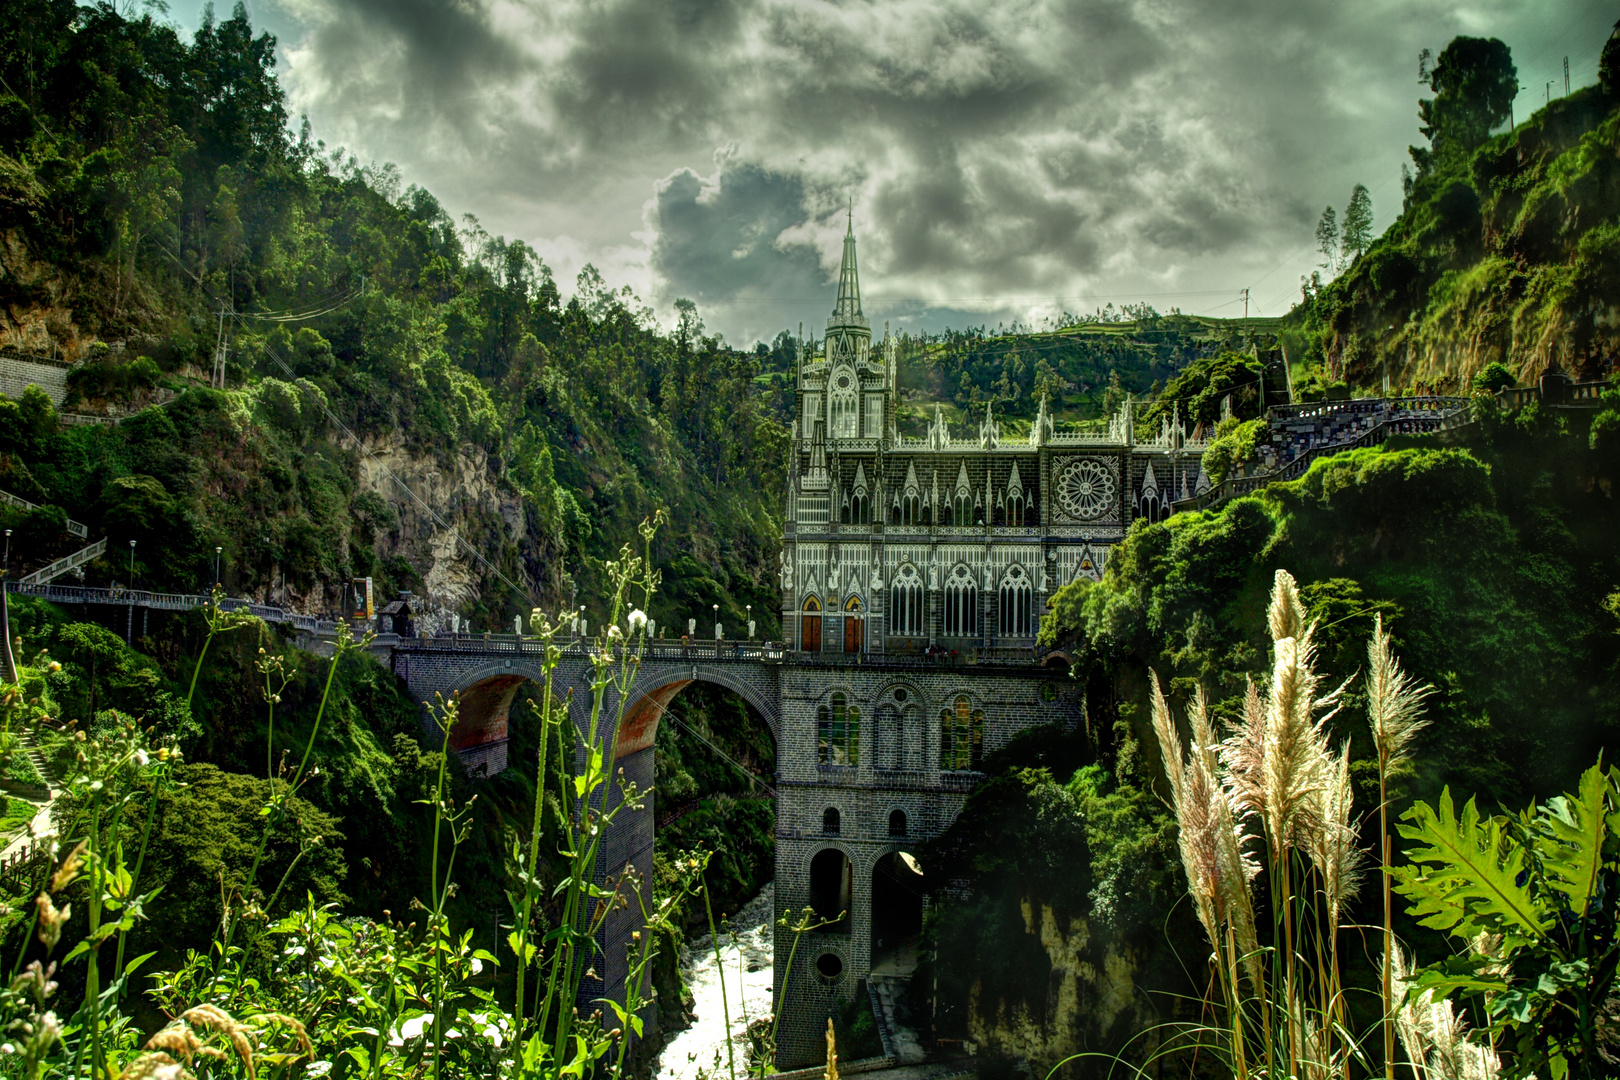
top-left (654, 884), bottom-right (775, 1080)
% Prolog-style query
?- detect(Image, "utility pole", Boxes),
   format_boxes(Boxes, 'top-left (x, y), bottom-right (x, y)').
top-left (212, 304), bottom-right (228, 389)
top-left (1565, 57), bottom-right (1570, 97)
top-left (1242, 288), bottom-right (1249, 319)
top-left (1547, 80), bottom-right (1554, 106)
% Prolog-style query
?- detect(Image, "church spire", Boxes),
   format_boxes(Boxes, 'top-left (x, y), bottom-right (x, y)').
top-left (833, 207), bottom-right (863, 320)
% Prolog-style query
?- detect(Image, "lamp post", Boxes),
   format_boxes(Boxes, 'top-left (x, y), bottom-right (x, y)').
top-left (3, 529), bottom-right (10, 580)
top-left (713, 602), bottom-right (720, 642)
top-left (128, 539), bottom-right (136, 592)
top-left (746, 604), bottom-right (753, 640)
top-left (215, 546), bottom-right (223, 588)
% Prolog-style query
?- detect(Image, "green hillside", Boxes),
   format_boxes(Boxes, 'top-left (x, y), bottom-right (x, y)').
top-left (1289, 29), bottom-right (1620, 391)
top-left (0, 1), bottom-right (787, 635)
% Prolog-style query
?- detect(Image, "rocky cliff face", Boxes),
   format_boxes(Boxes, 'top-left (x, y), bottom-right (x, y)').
top-left (966, 898), bottom-right (1152, 1074)
top-left (348, 432), bottom-right (529, 629)
top-left (0, 228), bottom-right (90, 359)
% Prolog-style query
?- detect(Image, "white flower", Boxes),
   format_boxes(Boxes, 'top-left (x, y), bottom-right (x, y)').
top-left (628, 609), bottom-right (648, 633)
top-left (606, 625), bottom-right (623, 641)
top-left (132, 750), bottom-right (149, 768)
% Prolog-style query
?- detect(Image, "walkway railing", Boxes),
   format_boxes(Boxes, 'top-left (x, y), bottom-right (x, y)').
top-left (0, 490), bottom-right (88, 538)
top-left (19, 538), bottom-right (106, 586)
top-left (3, 580), bottom-right (339, 636)
top-left (395, 634), bottom-right (792, 663)
top-left (1172, 399), bottom-right (1474, 514)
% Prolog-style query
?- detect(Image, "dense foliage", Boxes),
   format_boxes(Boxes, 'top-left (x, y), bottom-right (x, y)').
top-left (1289, 26), bottom-right (1620, 391)
top-left (0, 0), bottom-right (788, 636)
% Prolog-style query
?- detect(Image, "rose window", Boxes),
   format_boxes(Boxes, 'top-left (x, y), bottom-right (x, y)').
top-left (1057, 458), bottom-right (1116, 520)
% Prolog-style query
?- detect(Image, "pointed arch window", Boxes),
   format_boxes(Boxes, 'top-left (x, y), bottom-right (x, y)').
top-left (889, 565), bottom-right (924, 636)
top-left (818, 691), bottom-right (860, 766)
top-left (998, 565), bottom-right (1033, 637)
top-left (940, 695), bottom-right (984, 771)
top-left (830, 368), bottom-right (858, 438)
top-left (801, 595), bottom-right (822, 653)
top-left (943, 565), bottom-right (978, 636)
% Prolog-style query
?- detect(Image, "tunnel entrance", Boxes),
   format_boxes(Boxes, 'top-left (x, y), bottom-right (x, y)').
top-left (809, 848), bottom-right (853, 931)
top-left (870, 851), bottom-right (924, 975)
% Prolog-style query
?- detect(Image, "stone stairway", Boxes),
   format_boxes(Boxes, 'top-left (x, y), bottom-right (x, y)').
top-left (20, 537), bottom-right (106, 585)
top-left (867, 974), bottom-right (927, 1064)
top-left (1, 731), bottom-right (58, 861)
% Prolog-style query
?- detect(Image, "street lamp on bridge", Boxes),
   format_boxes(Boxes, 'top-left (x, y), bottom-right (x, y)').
top-left (215, 546), bottom-right (223, 587)
top-left (128, 539), bottom-right (136, 592)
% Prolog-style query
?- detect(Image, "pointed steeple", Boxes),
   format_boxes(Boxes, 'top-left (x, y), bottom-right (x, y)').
top-left (834, 205), bottom-right (862, 319)
top-left (827, 208), bottom-right (870, 341)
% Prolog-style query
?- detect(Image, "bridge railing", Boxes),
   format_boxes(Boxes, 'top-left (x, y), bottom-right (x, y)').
top-left (3, 581), bottom-right (339, 636)
top-left (397, 634), bottom-right (792, 663)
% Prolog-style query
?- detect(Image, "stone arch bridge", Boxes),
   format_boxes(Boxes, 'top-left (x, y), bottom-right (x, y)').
top-left (390, 634), bottom-right (1082, 1068)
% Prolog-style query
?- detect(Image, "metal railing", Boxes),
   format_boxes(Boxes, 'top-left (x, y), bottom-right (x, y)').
top-left (0, 490), bottom-right (87, 538)
top-left (4, 580), bottom-right (339, 635)
top-left (1173, 400), bottom-right (1473, 513)
top-left (19, 538), bottom-right (106, 585)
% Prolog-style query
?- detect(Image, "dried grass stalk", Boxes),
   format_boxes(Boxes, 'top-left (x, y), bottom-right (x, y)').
top-left (1367, 613), bottom-right (1435, 773)
top-left (1310, 741), bottom-right (1365, 927)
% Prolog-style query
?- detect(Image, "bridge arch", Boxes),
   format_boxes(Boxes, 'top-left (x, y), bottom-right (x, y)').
top-left (610, 663), bottom-right (781, 762)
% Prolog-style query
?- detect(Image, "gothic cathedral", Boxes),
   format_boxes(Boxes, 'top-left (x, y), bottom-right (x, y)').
top-left (777, 221), bottom-right (1213, 659)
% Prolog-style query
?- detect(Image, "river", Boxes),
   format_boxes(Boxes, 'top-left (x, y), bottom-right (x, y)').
top-left (654, 883), bottom-right (775, 1080)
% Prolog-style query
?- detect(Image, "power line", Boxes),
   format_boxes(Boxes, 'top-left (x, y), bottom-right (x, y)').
top-left (153, 240), bottom-right (540, 612)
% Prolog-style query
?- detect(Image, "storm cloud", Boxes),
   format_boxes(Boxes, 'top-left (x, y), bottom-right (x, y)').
top-left (217, 0), bottom-right (1611, 342)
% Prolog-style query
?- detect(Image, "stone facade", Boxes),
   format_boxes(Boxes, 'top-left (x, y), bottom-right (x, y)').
top-left (769, 662), bottom-right (1080, 1068)
top-left (779, 222), bottom-right (1211, 663)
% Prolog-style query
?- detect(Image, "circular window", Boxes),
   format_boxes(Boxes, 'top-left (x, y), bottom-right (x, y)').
top-left (816, 952), bottom-right (844, 980)
top-left (1057, 458), bottom-right (1117, 521)
top-left (836, 375), bottom-right (851, 389)
top-left (893, 688), bottom-right (908, 702)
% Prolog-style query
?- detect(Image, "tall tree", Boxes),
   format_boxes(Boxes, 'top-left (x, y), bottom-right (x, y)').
top-left (1340, 184), bottom-right (1373, 263)
top-left (1315, 206), bottom-right (1339, 272)
top-left (1411, 36), bottom-right (1517, 175)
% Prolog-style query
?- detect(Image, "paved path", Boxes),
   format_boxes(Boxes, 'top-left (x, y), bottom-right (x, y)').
top-left (1, 735), bottom-right (57, 862)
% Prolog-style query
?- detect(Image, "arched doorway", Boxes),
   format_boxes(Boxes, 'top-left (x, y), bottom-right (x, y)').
top-left (809, 848), bottom-right (852, 932)
top-left (871, 850), bottom-right (924, 974)
top-left (802, 596), bottom-right (822, 652)
top-left (843, 595), bottom-right (864, 654)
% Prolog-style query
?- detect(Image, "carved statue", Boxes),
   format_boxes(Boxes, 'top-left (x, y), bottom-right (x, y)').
top-left (779, 551), bottom-right (794, 590)
top-left (928, 561), bottom-right (939, 590)
top-left (870, 559), bottom-right (882, 592)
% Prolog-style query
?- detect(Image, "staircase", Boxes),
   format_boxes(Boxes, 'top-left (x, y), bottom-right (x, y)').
top-left (0, 489), bottom-right (88, 539)
top-left (20, 538), bottom-right (106, 586)
top-left (868, 974), bottom-right (927, 1064)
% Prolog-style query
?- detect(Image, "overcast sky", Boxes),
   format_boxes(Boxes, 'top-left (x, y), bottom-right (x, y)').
top-left (163, 0), bottom-right (1613, 346)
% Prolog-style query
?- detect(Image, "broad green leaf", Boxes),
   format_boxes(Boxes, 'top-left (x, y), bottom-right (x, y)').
top-left (1533, 763), bottom-right (1611, 917)
top-left (1394, 786), bottom-right (1550, 944)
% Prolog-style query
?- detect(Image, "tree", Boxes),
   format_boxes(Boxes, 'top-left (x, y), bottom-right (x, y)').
top-left (1411, 36), bottom-right (1517, 175)
top-left (1315, 206), bottom-right (1339, 272)
top-left (1340, 184), bottom-right (1373, 263)
top-left (1602, 21), bottom-right (1620, 98)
